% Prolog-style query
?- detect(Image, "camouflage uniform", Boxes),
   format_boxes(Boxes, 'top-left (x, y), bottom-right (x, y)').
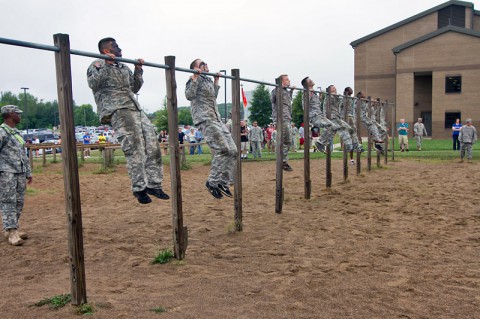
top-left (325, 95), bottom-right (354, 150)
top-left (291, 125), bottom-right (298, 151)
top-left (308, 91), bottom-right (338, 147)
top-left (87, 59), bottom-right (164, 193)
top-left (413, 122), bottom-right (428, 150)
top-left (0, 122), bottom-right (31, 231)
top-left (186, 75), bottom-right (237, 187)
top-left (271, 87), bottom-right (293, 162)
top-left (248, 126), bottom-right (264, 158)
top-left (359, 99), bottom-right (382, 141)
top-left (459, 124), bottom-right (477, 160)
top-left (371, 104), bottom-right (388, 141)
top-left (346, 97), bottom-right (360, 147)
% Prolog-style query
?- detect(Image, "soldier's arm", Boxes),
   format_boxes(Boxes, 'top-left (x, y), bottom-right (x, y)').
top-left (87, 60), bottom-right (107, 91)
top-left (271, 89), bottom-right (277, 124)
top-left (214, 84), bottom-right (220, 98)
top-left (473, 128), bottom-right (477, 144)
top-left (185, 78), bottom-right (198, 101)
top-left (130, 67), bottom-right (144, 94)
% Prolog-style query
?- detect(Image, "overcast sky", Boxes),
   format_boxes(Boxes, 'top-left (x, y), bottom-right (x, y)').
top-left (0, 0), bottom-right (466, 113)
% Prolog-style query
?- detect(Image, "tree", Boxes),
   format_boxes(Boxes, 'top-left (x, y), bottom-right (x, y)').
top-left (73, 104), bottom-right (100, 127)
top-left (248, 84), bottom-right (271, 127)
top-left (292, 91), bottom-right (304, 127)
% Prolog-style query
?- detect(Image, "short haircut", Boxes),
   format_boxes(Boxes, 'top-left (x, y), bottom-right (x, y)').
top-left (190, 59), bottom-right (200, 70)
top-left (344, 87), bottom-right (352, 94)
top-left (301, 77), bottom-right (309, 88)
top-left (356, 91), bottom-right (363, 98)
top-left (279, 74), bottom-right (288, 81)
top-left (98, 37), bottom-right (116, 54)
top-left (326, 85), bottom-right (334, 93)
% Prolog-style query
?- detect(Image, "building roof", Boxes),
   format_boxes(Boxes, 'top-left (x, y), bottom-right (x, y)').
top-left (392, 25), bottom-right (480, 53)
top-left (350, 0), bottom-right (474, 47)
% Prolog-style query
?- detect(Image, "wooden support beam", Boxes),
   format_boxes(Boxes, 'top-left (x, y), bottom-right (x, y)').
top-left (383, 101), bottom-right (388, 165)
top-left (355, 98), bottom-right (362, 175)
top-left (275, 77), bottom-right (284, 214)
top-left (367, 98), bottom-right (372, 172)
top-left (325, 93), bottom-right (332, 188)
top-left (342, 94), bottom-right (349, 182)
top-left (302, 84), bottom-right (311, 199)
top-left (231, 69), bottom-right (243, 230)
top-left (164, 56), bottom-right (187, 260)
top-left (392, 101), bottom-right (396, 161)
top-left (53, 33), bottom-right (87, 306)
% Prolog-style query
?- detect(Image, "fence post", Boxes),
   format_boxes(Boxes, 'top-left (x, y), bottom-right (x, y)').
top-left (367, 98), bottom-right (372, 172)
top-left (391, 102), bottom-right (396, 161)
top-left (275, 77), bottom-right (284, 214)
top-left (355, 98), bottom-right (361, 175)
top-left (325, 93), bottom-right (332, 188)
top-left (383, 101), bottom-right (388, 164)
top-left (29, 147), bottom-right (34, 170)
top-left (376, 101), bottom-right (381, 168)
top-left (53, 33), bottom-right (87, 306)
top-left (42, 148), bottom-right (47, 166)
top-left (342, 94), bottom-right (349, 182)
top-left (164, 56), bottom-right (187, 260)
top-left (231, 69), bottom-right (243, 231)
top-left (302, 85), bottom-right (311, 199)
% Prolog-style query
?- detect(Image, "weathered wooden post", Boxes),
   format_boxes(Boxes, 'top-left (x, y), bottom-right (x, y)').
top-left (231, 69), bottom-right (243, 231)
top-left (53, 145), bottom-right (57, 162)
top-left (29, 146), bottom-right (34, 170)
top-left (164, 56), bottom-right (187, 260)
top-left (42, 147), bottom-right (47, 166)
top-left (355, 98), bottom-right (362, 175)
top-left (325, 93), bottom-right (332, 188)
top-left (391, 101), bottom-right (396, 161)
top-left (302, 85), bottom-right (311, 199)
top-left (383, 101), bottom-right (389, 164)
top-left (367, 98), bottom-right (372, 172)
top-left (275, 77), bottom-right (284, 214)
top-left (53, 33), bottom-right (87, 306)
top-left (376, 101), bottom-right (381, 168)
top-left (342, 94), bottom-right (349, 182)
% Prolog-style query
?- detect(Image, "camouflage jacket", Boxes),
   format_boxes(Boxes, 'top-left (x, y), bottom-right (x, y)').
top-left (87, 59), bottom-right (143, 124)
top-left (346, 97), bottom-right (356, 118)
top-left (308, 91), bottom-right (324, 120)
top-left (185, 74), bottom-right (221, 125)
top-left (329, 95), bottom-right (342, 120)
top-left (0, 123), bottom-right (31, 177)
top-left (271, 87), bottom-right (293, 124)
top-left (459, 125), bottom-right (477, 144)
top-left (413, 122), bottom-right (427, 136)
top-left (248, 126), bottom-right (264, 142)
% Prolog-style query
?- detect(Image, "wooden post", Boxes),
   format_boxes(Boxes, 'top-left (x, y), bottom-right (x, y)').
top-left (355, 98), bottom-right (361, 175)
top-left (302, 85), bottom-right (311, 199)
top-left (376, 102), bottom-right (381, 168)
top-left (325, 93), bottom-right (332, 188)
top-left (80, 145), bottom-right (85, 162)
top-left (342, 94), bottom-right (349, 182)
top-left (53, 145), bottom-right (57, 162)
top-left (231, 69), bottom-right (243, 230)
top-left (391, 101), bottom-right (396, 161)
top-left (367, 98), bottom-right (372, 172)
top-left (275, 77), bottom-right (284, 214)
top-left (165, 56), bottom-right (187, 260)
top-left (53, 33), bottom-right (87, 306)
top-left (383, 101), bottom-right (388, 164)
top-left (42, 147), bottom-right (47, 166)
top-left (29, 147), bottom-right (34, 170)
top-left (180, 145), bottom-right (186, 167)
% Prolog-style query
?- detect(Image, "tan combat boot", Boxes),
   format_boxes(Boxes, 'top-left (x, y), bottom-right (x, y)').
top-left (7, 229), bottom-right (25, 246)
top-left (4, 230), bottom-right (27, 240)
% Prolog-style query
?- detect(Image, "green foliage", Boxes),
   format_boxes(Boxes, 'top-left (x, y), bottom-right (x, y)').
top-left (75, 304), bottom-right (95, 316)
top-left (73, 104), bottom-right (100, 127)
top-left (154, 96), bottom-right (193, 131)
top-left (248, 84), bottom-right (272, 127)
top-left (32, 294), bottom-right (72, 309)
top-left (292, 91), bottom-right (304, 127)
top-left (152, 249), bottom-right (174, 264)
top-left (150, 306), bottom-right (167, 314)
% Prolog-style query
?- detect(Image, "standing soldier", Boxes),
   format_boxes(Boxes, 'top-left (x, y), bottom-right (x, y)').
top-left (271, 74), bottom-right (295, 171)
top-left (87, 37), bottom-right (169, 204)
top-left (290, 123), bottom-right (298, 152)
top-left (186, 58), bottom-right (237, 199)
top-left (0, 105), bottom-right (32, 246)
top-left (413, 118), bottom-right (428, 151)
top-left (459, 118), bottom-right (477, 163)
top-left (249, 121), bottom-right (264, 159)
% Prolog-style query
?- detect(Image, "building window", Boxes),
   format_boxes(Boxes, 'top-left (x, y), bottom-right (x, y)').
top-left (445, 112), bottom-right (461, 128)
top-left (438, 5), bottom-right (465, 29)
top-left (445, 76), bottom-right (461, 93)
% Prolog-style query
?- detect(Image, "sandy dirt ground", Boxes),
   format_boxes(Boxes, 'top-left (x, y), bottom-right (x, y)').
top-left (0, 157), bottom-right (479, 319)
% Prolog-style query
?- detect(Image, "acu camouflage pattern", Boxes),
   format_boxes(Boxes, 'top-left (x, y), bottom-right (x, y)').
top-left (185, 75), bottom-right (222, 126)
top-left (413, 122), bottom-right (428, 149)
top-left (359, 99), bottom-right (382, 141)
top-left (459, 125), bottom-right (477, 160)
top-left (371, 104), bottom-right (388, 141)
top-left (186, 75), bottom-right (237, 186)
top-left (320, 95), bottom-right (353, 150)
top-left (345, 97), bottom-right (360, 147)
top-left (271, 87), bottom-right (293, 162)
top-left (249, 125), bottom-right (263, 158)
top-left (87, 59), bottom-right (143, 124)
top-left (0, 124), bottom-right (31, 231)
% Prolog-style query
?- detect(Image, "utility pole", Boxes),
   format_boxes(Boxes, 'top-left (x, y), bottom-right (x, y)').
top-left (21, 87), bottom-right (29, 133)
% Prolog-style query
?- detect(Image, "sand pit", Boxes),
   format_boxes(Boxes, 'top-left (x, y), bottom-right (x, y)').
top-left (0, 158), bottom-right (479, 318)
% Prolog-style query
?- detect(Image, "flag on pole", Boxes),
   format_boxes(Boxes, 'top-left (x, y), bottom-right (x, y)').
top-left (241, 86), bottom-right (248, 108)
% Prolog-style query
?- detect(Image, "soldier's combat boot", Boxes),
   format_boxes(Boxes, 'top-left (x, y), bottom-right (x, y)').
top-left (4, 231), bottom-right (27, 240)
top-left (8, 229), bottom-right (24, 246)
top-left (283, 162), bottom-right (293, 171)
top-left (133, 189), bottom-right (152, 204)
top-left (146, 187), bottom-right (170, 200)
top-left (314, 141), bottom-right (326, 154)
top-left (218, 184), bottom-right (233, 198)
top-left (205, 181), bottom-right (223, 199)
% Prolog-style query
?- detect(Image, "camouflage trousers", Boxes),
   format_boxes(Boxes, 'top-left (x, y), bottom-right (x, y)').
top-left (361, 115), bottom-right (383, 141)
top-left (460, 143), bottom-right (473, 159)
top-left (276, 121), bottom-right (292, 162)
top-left (0, 172), bottom-right (26, 231)
top-left (415, 135), bottom-right (423, 149)
top-left (111, 109), bottom-right (163, 192)
top-left (251, 141), bottom-right (262, 158)
top-left (199, 120), bottom-right (237, 186)
top-left (347, 116), bottom-right (360, 146)
top-left (311, 115), bottom-right (338, 148)
top-left (322, 117), bottom-right (353, 151)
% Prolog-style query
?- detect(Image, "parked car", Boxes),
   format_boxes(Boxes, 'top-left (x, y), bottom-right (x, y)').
top-left (41, 139), bottom-right (61, 154)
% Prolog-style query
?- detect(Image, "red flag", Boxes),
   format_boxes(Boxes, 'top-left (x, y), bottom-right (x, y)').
top-left (241, 87), bottom-right (248, 108)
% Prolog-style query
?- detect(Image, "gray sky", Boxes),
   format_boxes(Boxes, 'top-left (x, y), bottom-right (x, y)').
top-left (0, 0), bottom-right (463, 113)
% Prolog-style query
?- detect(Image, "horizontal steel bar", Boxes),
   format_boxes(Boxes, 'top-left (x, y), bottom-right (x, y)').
top-left (0, 37), bottom-right (59, 52)
top-left (70, 49), bottom-right (170, 69)
top-left (239, 77), bottom-right (278, 87)
top-left (174, 66), bottom-right (235, 79)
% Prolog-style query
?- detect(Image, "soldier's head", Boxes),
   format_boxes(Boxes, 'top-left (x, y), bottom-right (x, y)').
top-left (417, 118), bottom-right (422, 123)
top-left (466, 118), bottom-right (472, 126)
top-left (301, 77), bottom-right (315, 89)
top-left (98, 37), bottom-right (122, 57)
top-left (356, 91), bottom-right (365, 99)
top-left (279, 74), bottom-right (290, 87)
top-left (326, 85), bottom-right (337, 94)
top-left (1, 105), bottom-right (22, 126)
top-left (190, 59), bottom-right (209, 73)
top-left (253, 121), bottom-right (258, 127)
top-left (344, 87), bottom-right (353, 96)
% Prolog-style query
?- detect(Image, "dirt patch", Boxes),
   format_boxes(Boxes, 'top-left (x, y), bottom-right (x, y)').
top-left (1, 158), bottom-right (479, 318)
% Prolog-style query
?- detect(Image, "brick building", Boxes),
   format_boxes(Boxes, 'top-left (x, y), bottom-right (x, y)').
top-left (351, 0), bottom-right (480, 138)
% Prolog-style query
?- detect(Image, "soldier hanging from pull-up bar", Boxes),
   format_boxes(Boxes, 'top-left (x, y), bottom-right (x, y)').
top-left (343, 87), bottom-right (363, 165)
top-left (356, 91), bottom-right (384, 153)
top-left (87, 37), bottom-right (170, 204)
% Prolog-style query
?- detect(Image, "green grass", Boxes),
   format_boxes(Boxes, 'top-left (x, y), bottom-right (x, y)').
top-left (32, 294), bottom-right (71, 309)
top-left (152, 249), bottom-right (174, 264)
top-left (150, 306), bottom-right (167, 314)
top-left (75, 304), bottom-right (95, 316)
